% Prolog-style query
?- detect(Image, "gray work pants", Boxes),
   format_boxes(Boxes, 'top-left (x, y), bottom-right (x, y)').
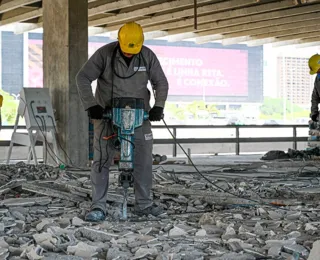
top-left (90, 119), bottom-right (153, 214)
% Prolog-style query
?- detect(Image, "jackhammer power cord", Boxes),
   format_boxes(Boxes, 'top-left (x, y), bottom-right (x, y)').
top-left (160, 118), bottom-right (292, 211)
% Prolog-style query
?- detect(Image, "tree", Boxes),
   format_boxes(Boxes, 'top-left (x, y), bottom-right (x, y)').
top-left (260, 97), bottom-right (308, 119)
top-left (186, 101), bottom-right (206, 116)
top-left (0, 89), bottom-right (19, 125)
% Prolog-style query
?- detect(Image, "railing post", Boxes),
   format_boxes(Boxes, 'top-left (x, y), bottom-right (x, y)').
top-left (235, 126), bottom-right (240, 155)
top-left (293, 126), bottom-right (297, 150)
top-left (172, 127), bottom-right (177, 157)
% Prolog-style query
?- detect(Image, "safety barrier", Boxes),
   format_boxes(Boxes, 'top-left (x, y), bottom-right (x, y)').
top-left (151, 124), bottom-right (308, 156)
top-left (1, 124), bottom-right (309, 156)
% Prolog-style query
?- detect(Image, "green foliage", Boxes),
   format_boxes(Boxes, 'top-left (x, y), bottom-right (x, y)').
top-left (165, 101), bottom-right (219, 121)
top-left (259, 97), bottom-right (309, 120)
top-left (186, 101), bottom-right (206, 117)
top-left (0, 89), bottom-right (19, 125)
top-left (260, 97), bottom-right (307, 117)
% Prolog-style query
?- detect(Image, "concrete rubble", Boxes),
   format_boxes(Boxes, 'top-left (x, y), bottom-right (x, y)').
top-left (1, 159), bottom-right (320, 259)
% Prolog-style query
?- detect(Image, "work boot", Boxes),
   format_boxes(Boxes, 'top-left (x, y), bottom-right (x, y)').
top-left (135, 203), bottom-right (166, 217)
top-left (85, 208), bottom-right (106, 222)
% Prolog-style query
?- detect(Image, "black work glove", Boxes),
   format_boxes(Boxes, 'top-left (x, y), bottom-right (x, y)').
top-left (149, 106), bottom-right (163, 121)
top-left (311, 112), bottom-right (319, 122)
top-left (87, 105), bottom-right (104, 119)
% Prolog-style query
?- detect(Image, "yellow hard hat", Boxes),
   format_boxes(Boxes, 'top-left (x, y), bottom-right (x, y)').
top-left (308, 54), bottom-right (320, 75)
top-left (118, 22), bottom-right (144, 55)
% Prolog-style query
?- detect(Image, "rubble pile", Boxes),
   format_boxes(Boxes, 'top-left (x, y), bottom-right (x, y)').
top-left (1, 162), bottom-right (320, 259)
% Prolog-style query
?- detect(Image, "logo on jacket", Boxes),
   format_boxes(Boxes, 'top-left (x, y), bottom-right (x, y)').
top-left (134, 66), bottom-right (147, 72)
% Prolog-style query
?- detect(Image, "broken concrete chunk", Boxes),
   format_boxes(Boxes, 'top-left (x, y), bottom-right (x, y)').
top-left (305, 223), bottom-right (317, 231)
top-left (268, 211), bottom-right (283, 220)
top-left (265, 239), bottom-right (296, 248)
top-left (284, 222), bottom-right (297, 231)
top-left (43, 254), bottom-right (83, 260)
top-left (195, 229), bottom-right (206, 237)
top-left (233, 214), bottom-right (243, 220)
top-left (198, 213), bottom-right (215, 225)
top-left (36, 219), bottom-right (53, 232)
top-left (10, 210), bottom-right (26, 221)
top-left (174, 195), bottom-right (188, 204)
top-left (201, 225), bottom-right (224, 235)
top-left (169, 226), bottom-right (187, 237)
top-left (67, 242), bottom-right (99, 258)
top-left (268, 246), bottom-right (282, 257)
top-left (283, 244), bottom-right (309, 258)
top-left (71, 217), bottom-right (85, 227)
top-left (133, 247), bottom-right (158, 259)
top-left (26, 245), bottom-right (44, 260)
top-left (75, 227), bottom-right (118, 242)
top-left (308, 240), bottom-right (320, 260)
top-left (224, 224), bottom-right (236, 236)
top-left (33, 233), bottom-right (53, 244)
top-left (287, 212), bottom-right (301, 221)
top-left (106, 247), bottom-right (132, 260)
top-left (213, 252), bottom-right (255, 260)
top-left (0, 197), bottom-right (51, 207)
top-left (254, 222), bottom-right (265, 236)
top-left (287, 231), bottom-right (301, 239)
top-left (0, 222), bottom-right (4, 232)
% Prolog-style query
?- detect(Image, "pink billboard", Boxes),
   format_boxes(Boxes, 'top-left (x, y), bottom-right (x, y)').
top-left (148, 45), bottom-right (248, 96)
top-left (28, 40), bottom-right (248, 96)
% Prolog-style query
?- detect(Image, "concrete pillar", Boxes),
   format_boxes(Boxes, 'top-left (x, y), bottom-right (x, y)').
top-left (43, 0), bottom-right (88, 166)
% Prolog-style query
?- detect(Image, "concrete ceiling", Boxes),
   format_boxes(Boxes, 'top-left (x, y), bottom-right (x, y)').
top-left (1, 0), bottom-right (320, 47)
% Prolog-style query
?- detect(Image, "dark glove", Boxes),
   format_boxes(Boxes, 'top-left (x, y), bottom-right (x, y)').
top-left (149, 106), bottom-right (163, 121)
top-left (311, 112), bottom-right (319, 122)
top-left (87, 105), bottom-right (104, 119)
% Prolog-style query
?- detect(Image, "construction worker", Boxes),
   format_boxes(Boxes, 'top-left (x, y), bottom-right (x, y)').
top-left (309, 54), bottom-right (320, 122)
top-left (76, 22), bottom-right (168, 222)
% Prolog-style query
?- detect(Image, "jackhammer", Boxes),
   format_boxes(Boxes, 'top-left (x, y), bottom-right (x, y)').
top-left (102, 97), bottom-right (149, 220)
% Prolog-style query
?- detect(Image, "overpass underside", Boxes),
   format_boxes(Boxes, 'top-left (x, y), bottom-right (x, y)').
top-left (2, 0), bottom-right (320, 48)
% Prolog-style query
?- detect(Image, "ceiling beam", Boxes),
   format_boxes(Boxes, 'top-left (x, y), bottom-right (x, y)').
top-left (88, 27), bottom-right (107, 36)
top-left (272, 36), bottom-right (320, 47)
top-left (245, 38), bottom-right (276, 46)
top-left (166, 32), bottom-right (197, 42)
top-left (88, 0), bottom-right (153, 16)
top-left (0, 7), bottom-right (42, 26)
top-left (11, 0), bottom-right (156, 33)
top-left (165, 1), bottom-right (319, 43)
top-left (198, 15), bottom-right (320, 44)
top-left (0, 0), bottom-right (40, 13)
top-left (141, 0), bottom-right (298, 34)
top-left (89, 0), bottom-right (213, 27)
top-left (247, 30), bottom-right (320, 46)
top-left (13, 21), bottom-right (41, 34)
top-left (221, 36), bottom-right (253, 45)
top-left (104, 0), bottom-right (265, 32)
top-left (219, 14), bottom-right (320, 40)
top-left (275, 31), bottom-right (320, 42)
top-left (193, 7), bottom-right (320, 44)
top-left (295, 41), bottom-right (320, 48)
top-left (248, 20), bottom-right (320, 39)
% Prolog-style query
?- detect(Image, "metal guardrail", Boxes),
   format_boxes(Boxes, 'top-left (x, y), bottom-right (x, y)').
top-left (1, 124), bottom-right (309, 156)
top-left (151, 124), bottom-right (309, 156)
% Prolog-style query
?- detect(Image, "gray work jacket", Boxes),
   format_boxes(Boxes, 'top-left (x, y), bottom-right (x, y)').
top-left (76, 41), bottom-right (169, 111)
top-left (311, 75), bottom-right (320, 117)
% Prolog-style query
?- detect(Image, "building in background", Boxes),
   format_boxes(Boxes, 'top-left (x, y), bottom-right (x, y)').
top-left (277, 56), bottom-right (314, 107)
